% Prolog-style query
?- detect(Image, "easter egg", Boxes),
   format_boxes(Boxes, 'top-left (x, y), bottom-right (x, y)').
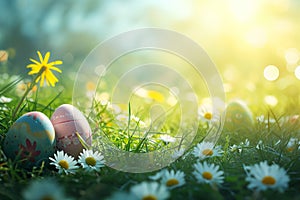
top-left (3, 111), bottom-right (55, 168)
top-left (51, 104), bottom-right (92, 157)
top-left (224, 100), bottom-right (254, 131)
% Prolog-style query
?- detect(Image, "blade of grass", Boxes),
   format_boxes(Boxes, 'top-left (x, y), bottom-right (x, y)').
top-left (75, 132), bottom-right (91, 150)
top-left (41, 89), bottom-right (64, 113)
top-left (0, 76), bottom-right (22, 96)
top-left (268, 107), bottom-right (282, 130)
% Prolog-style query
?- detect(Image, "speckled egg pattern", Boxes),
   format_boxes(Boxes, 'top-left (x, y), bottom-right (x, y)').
top-left (3, 111), bottom-right (55, 168)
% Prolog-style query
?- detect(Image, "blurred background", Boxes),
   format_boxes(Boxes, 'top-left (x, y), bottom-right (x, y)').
top-left (1, 0), bottom-right (300, 114)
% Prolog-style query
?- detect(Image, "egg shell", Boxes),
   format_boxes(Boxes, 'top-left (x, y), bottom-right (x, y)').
top-left (224, 100), bottom-right (254, 131)
top-left (3, 111), bottom-right (55, 168)
top-left (51, 104), bottom-right (92, 157)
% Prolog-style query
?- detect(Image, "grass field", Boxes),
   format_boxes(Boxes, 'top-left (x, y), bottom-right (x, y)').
top-left (1, 51), bottom-right (300, 200)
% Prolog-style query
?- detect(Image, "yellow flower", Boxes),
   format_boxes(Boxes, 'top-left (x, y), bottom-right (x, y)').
top-left (0, 50), bottom-right (8, 62)
top-left (26, 51), bottom-right (62, 87)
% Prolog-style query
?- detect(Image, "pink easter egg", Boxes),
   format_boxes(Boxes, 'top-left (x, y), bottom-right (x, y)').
top-left (51, 104), bottom-right (92, 157)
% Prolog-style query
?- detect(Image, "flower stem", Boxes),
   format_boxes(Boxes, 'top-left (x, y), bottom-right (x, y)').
top-left (12, 74), bottom-right (40, 120)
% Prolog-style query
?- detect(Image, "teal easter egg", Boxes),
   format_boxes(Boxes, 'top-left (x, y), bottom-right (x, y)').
top-left (3, 111), bottom-right (55, 168)
top-left (224, 100), bottom-right (254, 131)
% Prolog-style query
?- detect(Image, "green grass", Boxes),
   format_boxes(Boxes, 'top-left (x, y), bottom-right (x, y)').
top-left (1, 76), bottom-right (300, 200)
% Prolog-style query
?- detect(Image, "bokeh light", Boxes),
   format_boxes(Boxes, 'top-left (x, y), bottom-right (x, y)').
top-left (1, 0), bottom-right (300, 114)
top-left (285, 48), bottom-right (299, 65)
top-left (264, 65), bottom-right (280, 81)
top-left (295, 66), bottom-right (300, 80)
top-left (264, 95), bottom-right (278, 107)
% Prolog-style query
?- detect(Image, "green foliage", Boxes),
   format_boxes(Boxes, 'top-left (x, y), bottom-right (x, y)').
top-left (1, 86), bottom-right (300, 199)
top-left (0, 67), bottom-right (300, 200)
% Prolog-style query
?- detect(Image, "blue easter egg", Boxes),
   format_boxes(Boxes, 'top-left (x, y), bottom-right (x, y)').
top-left (3, 111), bottom-right (55, 168)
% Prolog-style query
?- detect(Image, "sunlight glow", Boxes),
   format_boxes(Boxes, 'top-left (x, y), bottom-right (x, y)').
top-left (295, 66), bottom-right (300, 80)
top-left (245, 28), bottom-right (267, 48)
top-left (200, 9), bottom-right (222, 33)
top-left (229, 0), bottom-right (260, 22)
top-left (264, 65), bottom-right (279, 81)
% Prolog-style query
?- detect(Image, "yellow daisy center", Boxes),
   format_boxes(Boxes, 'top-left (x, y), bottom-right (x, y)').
top-left (202, 149), bottom-right (213, 156)
top-left (204, 112), bottom-right (213, 120)
top-left (58, 160), bottom-right (69, 169)
top-left (41, 195), bottom-right (55, 200)
top-left (166, 178), bottom-right (179, 187)
top-left (262, 176), bottom-right (276, 185)
top-left (142, 195), bottom-right (157, 200)
top-left (41, 65), bottom-right (47, 71)
top-left (202, 171), bottom-right (213, 180)
top-left (85, 157), bottom-right (97, 166)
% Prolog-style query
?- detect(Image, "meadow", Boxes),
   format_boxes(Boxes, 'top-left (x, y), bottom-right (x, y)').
top-left (0, 50), bottom-right (300, 200)
top-left (1, 1), bottom-right (300, 199)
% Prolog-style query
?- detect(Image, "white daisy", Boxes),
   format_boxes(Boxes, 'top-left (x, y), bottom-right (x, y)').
top-left (244, 161), bottom-right (290, 192)
top-left (23, 178), bottom-right (73, 200)
top-left (159, 135), bottom-right (176, 143)
top-left (256, 115), bottom-right (276, 124)
top-left (130, 182), bottom-right (170, 200)
top-left (256, 115), bottom-right (276, 128)
top-left (0, 96), bottom-right (12, 103)
top-left (192, 141), bottom-right (222, 159)
top-left (115, 114), bottom-right (129, 126)
top-left (229, 144), bottom-right (240, 153)
top-left (198, 105), bottom-right (213, 122)
top-left (78, 149), bottom-right (105, 172)
top-left (149, 169), bottom-right (185, 189)
top-left (115, 113), bottom-right (147, 129)
top-left (172, 148), bottom-right (185, 159)
top-left (229, 139), bottom-right (250, 153)
top-left (255, 140), bottom-right (264, 150)
top-left (161, 170), bottom-right (185, 189)
top-left (198, 104), bottom-right (220, 123)
top-left (193, 161), bottom-right (224, 185)
top-left (241, 139), bottom-right (250, 147)
top-left (49, 151), bottom-right (78, 174)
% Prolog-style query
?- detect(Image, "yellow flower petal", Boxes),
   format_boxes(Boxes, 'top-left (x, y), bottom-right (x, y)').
top-left (27, 65), bottom-right (41, 72)
top-left (29, 58), bottom-right (41, 65)
top-left (27, 51), bottom-right (62, 87)
top-left (37, 51), bottom-right (44, 63)
top-left (46, 70), bottom-right (59, 86)
top-left (48, 60), bottom-right (63, 66)
top-left (40, 72), bottom-right (46, 87)
top-left (49, 66), bottom-right (62, 73)
top-left (46, 78), bottom-right (50, 86)
top-left (43, 52), bottom-right (50, 64)
top-left (35, 76), bottom-right (41, 83)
